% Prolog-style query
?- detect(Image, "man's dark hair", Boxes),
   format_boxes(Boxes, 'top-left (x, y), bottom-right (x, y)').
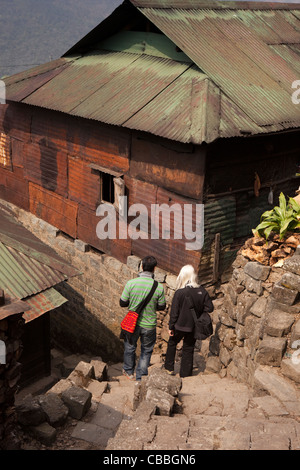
top-left (142, 256), bottom-right (157, 272)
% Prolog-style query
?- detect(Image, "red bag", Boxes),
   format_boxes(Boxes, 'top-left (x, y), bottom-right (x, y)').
top-left (120, 311), bottom-right (139, 334)
top-left (120, 281), bottom-right (158, 336)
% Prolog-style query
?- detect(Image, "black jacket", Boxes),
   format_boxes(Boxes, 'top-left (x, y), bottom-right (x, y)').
top-left (169, 286), bottom-right (214, 332)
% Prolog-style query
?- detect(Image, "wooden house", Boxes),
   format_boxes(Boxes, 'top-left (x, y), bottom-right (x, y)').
top-left (0, 0), bottom-right (300, 286)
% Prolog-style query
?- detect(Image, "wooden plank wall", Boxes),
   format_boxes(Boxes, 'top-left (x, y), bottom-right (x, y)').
top-left (0, 102), bottom-right (206, 274)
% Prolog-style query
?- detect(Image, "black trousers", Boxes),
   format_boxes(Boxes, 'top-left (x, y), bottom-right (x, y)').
top-left (165, 329), bottom-right (196, 378)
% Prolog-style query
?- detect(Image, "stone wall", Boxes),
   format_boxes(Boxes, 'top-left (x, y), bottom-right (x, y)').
top-left (209, 250), bottom-right (300, 388)
top-left (0, 312), bottom-right (24, 450)
top-left (0, 200), bottom-right (176, 364)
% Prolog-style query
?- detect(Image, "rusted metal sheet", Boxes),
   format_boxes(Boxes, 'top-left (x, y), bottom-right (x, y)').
top-left (0, 132), bottom-right (12, 171)
top-left (30, 108), bottom-right (131, 172)
top-left (24, 142), bottom-right (68, 197)
top-left (77, 205), bottom-right (131, 263)
top-left (0, 103), bottom-right (32, 143)
top-left (0, 241), bottom-right (67, 300)
top-left (140, 8), bottom-right (299, 127)
top-left (22, 287), bottom-right (67, 324)
top-left (29, 182), bottom-right (78, 239)
top-left (270, 45), bottom-right (300, 75)
top-left (68, 157), bottom-right (101, 210)
top-left (130, 132), bottom-right (206, 199)
top-left (0, 167), bottom-right (29, 211)
top-left (0, 299), bottom-right (30, 321)
top-left (130, 1), bottom-right (300, 9)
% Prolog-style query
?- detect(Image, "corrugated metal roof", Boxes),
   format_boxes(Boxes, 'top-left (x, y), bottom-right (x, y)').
top-left (22, 287), bottom-right (67, 323)
top-left (0, 242), bottom-right (67, 300)
top-left (4, 1), bottom-right (300, 144)
top-left (0, 206), bottom-right (78, 322)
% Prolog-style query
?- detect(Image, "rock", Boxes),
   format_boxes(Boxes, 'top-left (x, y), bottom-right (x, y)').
top-left (141, 368), bottom-right (182, 397)
top-left (16, 396), bottom-right (46, 426)
top-left (281, 358), bottom-right (300, 384)
top-left (86, 380), bottom-right (109, 402)
top-left (255, 336), bottom-right (287, 366)
top-left (47, 379), bottom-right (72, 396)
top-left (90, 358), bottom-right (107, 381)
top-left (280, 272), bottom-right (300, 291)
top-left (291, 319), bottom-right (300, 345)
top-left (145, 387), bottom-right (175, 416)
top-left (244, 274), bottom-right (263, 296)
top-left (205, 355), bottom-right (222, 373)
top-left (252, 396), bottom-right (289, 417)
top-left (165, 275), bottom-right (177, 290)
top-left (38, 393), bottom-right (69, 428)
top-left (283, 255), bottom-right (300, 276)
top-left (264, 310), bottom-right (294, 337)
top-left (29, 422), bottom-right (57, 446)
top-left (254, 367), bottom-right (299, 402)
top-left (272, 283), bottom-right (298, 306)
top-left (250, 296), bottom-right (268, 318)
top-left (127, 255), bottom-right (141, 272)
top-left (61, 354), bottom-right (90, 377)
top-left (61, 386), bottom-right (92, 420)
top-left (244, 262), bottom-right (270, 281)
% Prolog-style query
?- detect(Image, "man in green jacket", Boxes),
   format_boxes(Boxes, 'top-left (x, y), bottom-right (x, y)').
top-left (120, 256), bottom-right (166, 381)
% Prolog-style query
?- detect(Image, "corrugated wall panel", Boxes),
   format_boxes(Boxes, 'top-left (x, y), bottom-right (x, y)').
top-left (29, 183), bottom-right (78, 238)
top-left (68, 157), bottom-right (101, 210)
top-left (24, 141), bottom-right (68, 197)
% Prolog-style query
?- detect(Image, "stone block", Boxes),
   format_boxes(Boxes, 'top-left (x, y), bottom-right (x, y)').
top-left (252, 396), bottom-right (289, 417)
top-left (38, 393), bottom-right (69, 428)
top-left (205, 355), bottom-right (222, 373)
top-left (236, 291), bottom-right (257, 325)
top-left (283, 255), bottom-right (300, 276)
top-left (250, 296), bottom-right (268, 318)
top-left (127, 255), bottom-right (141, 272)
top-left (165, 274), bottom-right (177, 290)
top-left (86, 380), bottom-right (109, 402)
top-left (244, 261), bottom-right (270, 281)
top-left (29, 422), bottom-right (57, 446)
top-left (244, 274), bottom-right (263, 296)
top-left (291, 319), bottom-right (300, 345)
top-left (280, 272), bottom-right (300, 292)
top-left (74, 239), bottom-right (90, 252)
top-left (254, 367), bottom-right (298, 402)
top-left (154, 268), bottom-right (167, 283)
top-left (219, 345), bottom-right (232, 367)
top-left (255, 336), bottom-right (287, 366)
top-left (47, 379), bottom-right (72, 396)
top-left (90, 358), bottom-right (107, 381)
top-left (272, 283), bottom-right (298, 306)
top-left (16, 396), bottom-right (46, 426)
top-left (61, 386), bottom-right (92, 420)
top-left (145, 387), bottom-right (175, 416)
top-left (281, 358), bottom-right (300, 384)
top-left (141, 367), bottom-right (182, 398)
top-left (264, 310), bottom-right (294, 337)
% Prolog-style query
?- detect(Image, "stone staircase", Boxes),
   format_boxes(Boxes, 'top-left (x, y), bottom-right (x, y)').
top-left (15, 349), bottom-right (300, 450)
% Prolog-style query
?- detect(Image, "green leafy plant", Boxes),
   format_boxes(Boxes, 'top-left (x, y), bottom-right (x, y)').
top-left (253, 192), bottom-right (300, 241)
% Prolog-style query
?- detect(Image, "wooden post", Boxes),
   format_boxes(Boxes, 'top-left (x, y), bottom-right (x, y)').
top-left (213, 233), bottom-right (221, 283)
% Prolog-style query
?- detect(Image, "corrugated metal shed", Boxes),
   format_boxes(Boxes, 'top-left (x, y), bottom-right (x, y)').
top-left (0, 206), bottom-right (78, 322)
top-left (3, 0), bottom-right (300, 144)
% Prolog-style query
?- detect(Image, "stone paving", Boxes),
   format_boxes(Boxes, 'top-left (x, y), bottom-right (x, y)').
top-left (16, 353), bottom-right (300, 450)
top-left (74, 358), bottom-right (300, 451)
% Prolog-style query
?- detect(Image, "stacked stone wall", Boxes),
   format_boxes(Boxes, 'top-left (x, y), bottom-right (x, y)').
top-left (0, 200), bottom-right (177, 364)
top-left (209, 251), bottom-right (300, 388)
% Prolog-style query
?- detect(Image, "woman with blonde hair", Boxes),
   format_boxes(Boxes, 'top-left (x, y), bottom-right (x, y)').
top-left (164, 265), bottom-right (214, 378)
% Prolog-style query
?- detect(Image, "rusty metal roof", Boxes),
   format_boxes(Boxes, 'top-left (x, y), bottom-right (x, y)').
top-left (4, 0), bottom-right (300, 143)
top-left (0, 206), bottom-right (78, 322)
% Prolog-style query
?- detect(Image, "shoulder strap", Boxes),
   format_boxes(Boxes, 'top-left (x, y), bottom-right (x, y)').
top-left (135, 280), bottom-right (158, 315)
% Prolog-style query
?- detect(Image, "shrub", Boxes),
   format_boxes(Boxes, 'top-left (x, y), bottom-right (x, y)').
top-left (253, 192), bottom-right (300, 241)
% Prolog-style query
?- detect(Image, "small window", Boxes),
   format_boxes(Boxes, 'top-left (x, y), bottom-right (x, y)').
top-left (0, 132), bottom-right (12, 170)
top-left (101, 172), bottom-right (115, 204)
top-left (89, 163), bottom-right (125, 215)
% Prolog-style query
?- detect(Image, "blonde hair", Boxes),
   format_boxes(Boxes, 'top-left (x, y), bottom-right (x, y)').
top-left (176, 265), bottom-right (199, 290)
